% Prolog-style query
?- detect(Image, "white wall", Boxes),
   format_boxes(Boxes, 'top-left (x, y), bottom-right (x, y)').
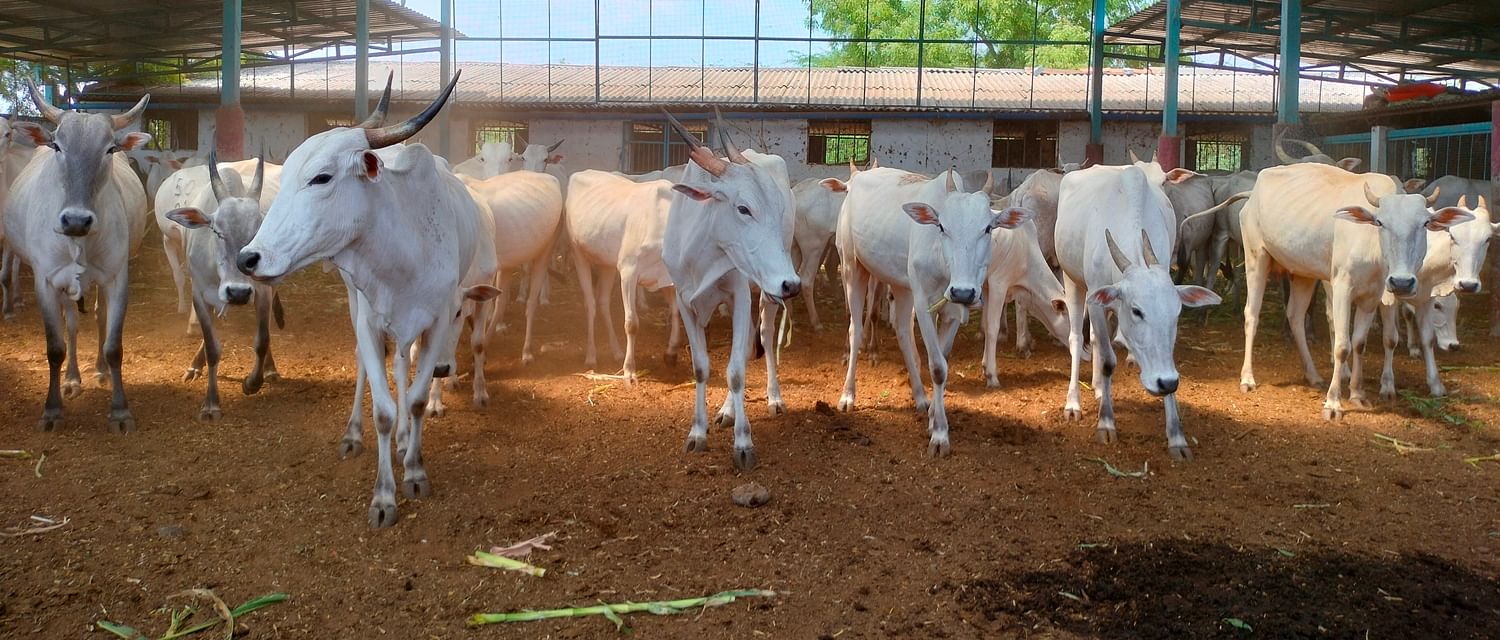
top-left (196, 109), bottom-right (307, 162)
top-left (870, 119), bottom-right (992, 177)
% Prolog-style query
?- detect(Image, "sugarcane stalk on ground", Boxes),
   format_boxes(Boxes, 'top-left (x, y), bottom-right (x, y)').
top-left (467, 589), bottom-right (777, 629)
top-left (96, 592), bottom-right (288, 640)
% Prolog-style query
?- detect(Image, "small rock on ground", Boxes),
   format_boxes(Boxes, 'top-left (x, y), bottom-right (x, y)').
top-left (731, 482), bottom-right (771, 508)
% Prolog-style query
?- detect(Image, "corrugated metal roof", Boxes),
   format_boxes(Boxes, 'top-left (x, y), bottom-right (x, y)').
top-left (86, 61), bottom-right (1369, 114)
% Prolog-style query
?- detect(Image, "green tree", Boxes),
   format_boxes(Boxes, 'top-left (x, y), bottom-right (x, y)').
top-left (804, 0), bottom-right (1150, 69)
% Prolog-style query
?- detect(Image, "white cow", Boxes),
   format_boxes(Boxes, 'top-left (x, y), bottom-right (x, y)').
top-left (452, 141), bottom-right (515, 179)
top-left (837, 166), bottom-right (1029, 457)
top-left (1401, 294), bottom-right (1460, 358)
top-left (4, 83), bottom-right (152, 432)
top-left (1055, 160), bottom-right (1221, 459)
top-left (161, 156), bottom-right (282, 421)
top-left (236, 73), bottom-right (492, 528)
top-left (980, 202), bottom-right (1071, 384)
top-left (663, 111), bottom-right (801, 471)
top-left (617, 164), bottom-right (687, 184)
top-left (1396, 195), bottom-right (1494, 397)
top-left (1422, 175), bottom-right (1487, 208)
top-left (1274, 135), bottom-right (1361, 171)
top-left (461, 169), bottom-right (563, 363)
top-left (790, 167), bottom-right (852, 330)
top-left (564, 169), bottom-right (681, 382)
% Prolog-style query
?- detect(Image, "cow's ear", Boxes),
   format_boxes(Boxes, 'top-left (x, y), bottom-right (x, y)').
top-left (168, 159), bottom-right (183, 170)
top-left (671, 184), bottom-right (718, 202)
top-left (1334, 206), bottom-right (1380, 226)
top-left (1403, 178), bottom-right (1427, 193)
top-left (11, 122), bottom-right (51, 146)
top-left (1338, 157), bottom-right (1362, 172)
top-left (1086, 285), bottom-right (1121, 307)
top-left (903, 202), bottom-right (941, 226)
top-left (545, 153), bottom-right (564, 165)
top-left (1051, 298), bottom-right (1067, 314)
top-left (989, 206), bottom-right (1034, 231)
top-left (1164, 168), bottom-right (1200, 184)
top-left (355, 150), bottom-right (381, 182)
top-left (1427, 206), bottom-right (1475, 231)
top-left (1176, 285), bottom-right (1222, 308)
top-left (464, 284), bottom-right (502, 302)
top-left (819, 178), bottom-right (847, 193)
top-left (165, 207), bottom-right (211, 229)
top-left (116, 131), bottom-right (151, 151)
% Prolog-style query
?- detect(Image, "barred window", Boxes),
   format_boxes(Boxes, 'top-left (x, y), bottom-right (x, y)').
top-left (626, 120), bottom-right (708, 173)
top-left (142, 111), bottom-right (197, 150)
top-left (1187, 129), bottom-right (1249, 172)
top-left (473, 120), bottom-right (528, 154)
top-left (306, 114), bottom-right (357, 136)
top-left (992, 121), bottom-right (1056, 168)
top-left (808, 120), bottom-right (871, 165)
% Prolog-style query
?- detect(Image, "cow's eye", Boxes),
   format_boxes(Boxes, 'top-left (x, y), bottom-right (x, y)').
top-left (308, 173), bottom-right (333, 186)
top-left (107, 145), bottom-right (120, 154)
top-left (46, 141), bottom-right (59, 151)
top-left (1131, 307), bottom-right (1144, 319)
top-left (736, 205), bottom-right (752, 217)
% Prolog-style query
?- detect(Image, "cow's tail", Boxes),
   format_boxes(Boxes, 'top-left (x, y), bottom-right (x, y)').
top-left (1178, 191), bottom-right (1251, 237)
top-left (272, 292), bottom-right (286, 329)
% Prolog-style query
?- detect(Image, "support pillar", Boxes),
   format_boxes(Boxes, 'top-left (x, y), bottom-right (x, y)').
top-left (216, 0), bottom-right (245, 160)
top-left (1278, 0), bottom-right (1301, 127)
top-left (1369, 125), bottom-right (1391, 174)
top-left (1087, 0), bottom-right (1106, 164)
top-left (1488, 100), bottom-right (1500, 336)
top-left (1155, 135), bottom-right (1181, 171)
top-left (1158, 0), bottom-right (1181, 170)
top-left (355, 0), bottom-right (369, 121)
top-left (437, 0), bottom-right (453, 159)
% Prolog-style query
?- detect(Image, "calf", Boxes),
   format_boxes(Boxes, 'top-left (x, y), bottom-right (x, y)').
top-left (837, 166), bottom-right (1029, 457)
top-left (163, 156), bottom-right (281, 420)
top-left (4, 82), bottom-right (152, 432)
top-left (980, 203), bottom-right (1070, 384)
top-left (462, 169), bottom-right (564, 364)
top-left (1055, 161), bottom-right (1220, 459)
top-left (1391, 195), bottom-right (1493, 397)
top-left (790, 165), bottom-right (853, 331)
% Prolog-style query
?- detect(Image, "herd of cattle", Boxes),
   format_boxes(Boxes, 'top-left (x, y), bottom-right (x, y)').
top-left (0, 74), bottom-right (1494, 528)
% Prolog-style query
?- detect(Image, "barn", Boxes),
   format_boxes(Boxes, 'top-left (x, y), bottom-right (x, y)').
top-left (2, 1), bottom-right (1500, 638)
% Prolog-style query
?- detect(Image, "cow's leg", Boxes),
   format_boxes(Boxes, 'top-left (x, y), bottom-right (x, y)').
top-left (470, 298), bottom-right (493, 408)
top-left (99, 276), bottom-right (134, 433)
top-left (1347, 306), bottom-right (1378, 409)
top-left (796, 241), bottom-right (824, 331)
top-left (402, 324), bottom-right (447, 502)
top-left (243, 289), bottom-right (273, 395)
top-left (1163, 393), bottom-right (1192, 460)
top-left (1322, 279), bottom-right (1353, 421)
top-left (1239, 245), bottom-right (1272, 392)
top-left (1377, 303), bottom-right (1404, 399)
top-left (726, 278), bottom-right (757, 470)
top-left (356, 314), bottom-right (400, 528)
top-left (163, 234), bottom-right (189, 315)
top-left (61, 296), bottom-right (82, 399)
top-left (760, 294), bottom-right (786, 415)
top-left (889, 289), bottom-right (928, 413)
top-left (1061, 274), bottom-right (1087, 421)
top-left (1403, 304), bottom-right (1422, 358)
top-left (679, 298), bottom-right (713, 453)
top-left (838, 261), bottom-right (869, 412)
top-left (423, 329), bottom-right (451, 418)
top-left (619, 265), bottom-right (642, 385)
top-left (574, 253), bottom-right (601, 367)
top-left (492, 272), bottom-right (512, 335)
top-left (1014, 290), bottom-right (1035, 357)
top-left (714, 305), bottom-right (759, 426)
top-left (184, 343), bottom-right (207, 381)
top-left (982, 274), bottom-right (1010, 388)
top-left (35, 281), bottom-right (66, 431)
top-left (93, 292), bottom-right (111, 383)
top-left (1, 248), bottom-right (18, 319)
top-left (341, 285), bottom-right (368, 458)
top-left (520, 253), bottom-right (547, 365)
top-left (596, 268), bottom-right (624, 361)
top-left (1285, 277), bottom-right (1322, 387)
top-left (663, 288), bottom-right (682, 366)
top-left (1411, 300), bottom-right (1444, 397)
top-left (916, 303), bottom-right (957, 457)
top-left (1088, 301), bottom-right (1118, 443)
top-left (191, 296), bottom-right (222, 422)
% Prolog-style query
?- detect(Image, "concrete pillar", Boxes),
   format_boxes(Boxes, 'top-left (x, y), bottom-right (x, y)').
top-left (216, 0), bottom-right (245, 160)
top-left (1085, 143), bottom-right (1104, 166)
top-left (1155, 135), bottom-right (1182, 171)
top-left (1369, 125), bottom-right (1391, 174)
top-left (355, 0), bottom-right (369, 121)
top-left (1488, 100), bottom-right (1500, 336)
top-left (1278, 0), bottom-right (1301, 126)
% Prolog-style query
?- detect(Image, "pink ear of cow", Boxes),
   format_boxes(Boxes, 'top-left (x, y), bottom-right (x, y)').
top-left (12, 122), bottom-right (51, 146)
top-left (464, 284), bottom-right (502, 302)
top-left (164, 207), bottom-right (211, 229)
top-left (1334, 206), bottom-right (1380, 226)
top-left (1086, 285), bottom-right (1121, 307)
top-left (359, 151), bottom-right (381, 181)
top-left (1427, 207), bottom-right (1476, 231)
top-left (546, 154), bottom-right (564, 165)
top-left (990, 206), bottom-right (1034, 230)
top-left (671, 184), bottom-right (716, 202)
top-left (118, 132), bottom-right (152, 151)
top-left (1338, 157), bottom-right (1362, 171)
top-left (819, 178), bottom-right (847, 193)
top-left (1164, 168), bottom-right (1199, 184)
top-left (902, 202), bottom-right (940, 226)
top-left (1176, 285), bottom-right (1222, 308)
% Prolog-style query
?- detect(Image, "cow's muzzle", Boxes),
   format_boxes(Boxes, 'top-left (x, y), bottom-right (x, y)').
top-left (1386, 275), bottom-right (1418, 297)
top-left (1456, 280), bottom-right (1481, 294)
top-left (58, 210), bottom-right (94, 237)
top-left (222, 284), bottom-right (253, 306)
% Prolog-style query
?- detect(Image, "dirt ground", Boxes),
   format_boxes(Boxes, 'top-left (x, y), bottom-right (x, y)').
top-left (2, 235), bottom-right (1499, 639)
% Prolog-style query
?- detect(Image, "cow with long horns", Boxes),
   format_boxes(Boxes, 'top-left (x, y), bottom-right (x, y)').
top-left (662, 109), bottom-right (801, 471)
top-left (236, 71), bottom-right (500, 528)
top-left (4, 81), bottom-right (152, 432)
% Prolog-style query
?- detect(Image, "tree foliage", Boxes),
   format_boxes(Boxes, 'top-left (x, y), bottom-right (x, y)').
top-left (804, 0), bottom-right (1150, 69)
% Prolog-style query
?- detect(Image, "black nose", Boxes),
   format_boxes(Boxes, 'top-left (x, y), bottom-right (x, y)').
top-left (59, 212), bottom-right (93, 236)
top-left (781, 279), bottom-right (801, 298)
top-left (1457, 280), bottom-right (1480, 293)
top-left (1439, 343), bottom-right (1460, 353)
top-left (224, 286), bottom-right (253, 305)
top-left (1387, 276), bottom-right (1416, 294)
top-left (432, 364), bottom-right (452, 378)
top-left (1156, 376), bottom-right (1179, 395)
top-left (949, 287), bottom-right (977, 305)
top-left (237, 250), bottom-right (261, 275)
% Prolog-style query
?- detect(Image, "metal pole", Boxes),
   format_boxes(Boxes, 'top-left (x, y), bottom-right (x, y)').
top-left (915, 0), bottom-right (927, 106)
top-left (594, 0), bottom-right (601, 104)
top-left (438, 0), bottom-right (452, 158)
top-left (1162, 0), bottom-right (1180, 138)
top-left (223, 0), bottom-right (241, 106)
top-left (355, 0), bottom-right (369, 121)
top-left (1088, 0), bottom-right (1105, 157)
top-left (1278, 0), bottom-right (1301, 125)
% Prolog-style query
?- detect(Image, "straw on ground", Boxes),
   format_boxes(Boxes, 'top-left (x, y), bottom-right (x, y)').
top-left (467, 589), bottom-right (777, 630)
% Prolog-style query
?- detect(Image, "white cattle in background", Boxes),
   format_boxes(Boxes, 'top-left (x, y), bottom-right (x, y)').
top-left (1413, 175), bottom-right (1491, 336)
top-left (837, 166), bottom-right (1029, 457)
top-left (236, 74), bottom-right (493, 529)
top-left (452, 141), bottom-right (515, 179)
top-left (663, 111), bottom-right (801, 472)
top-left (162, 156), bottom-right (282, 421)
top-left (980, 196), bottom-right (1072, 383)
top-left (1401, 294), bottom-right (1460, 358)
top-left (462, 169), bottom-right (564, 363)
top-left (1055, 159), bottom-right (1221, 459)
top-left (1237, 163), bottom-right (1471, 420)
top-left (1162, 171), bottom-right (1217, 285)
top-left (617, 163), bottom-right (686, 184)
top-left (789, 164), bottom-right (854, 331)
top-left (1274, 134), bottom-right (1362, 171)
top-left (4, 83), bottom-right (152, 432)
top-left (1396, 195), bottom-right (1494, 397)
top-left (564, 169), bottom-right (680, 382)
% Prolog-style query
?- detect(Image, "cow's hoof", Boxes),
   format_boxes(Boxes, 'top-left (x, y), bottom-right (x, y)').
top-left (93, 371), bottom-right (109, 385)
top-left (733, 447), bottom-right (757, 472)
top-left (1239, 382), bottom-right (1256, 393)
top-left (1322, 406), bottom-right (1343, 421)
top-left (1428, 384), bottom-right (1446, 398)
top-left (368, 500), bottom-right (399, 529)
top-left (62, 379), bottom-right (83, 400)
top-left (584, 356), bottom-right (598, 369)
top-left (767, 399), bottom-right (786, 416)
top-left (265, 371), bottom-right (281, 382)
top-left (684, 435), bottom-right (707, 453)
top-left (198, 406), bottom-right (222, 423)
top-left (242, 375), bottom-right (264, 396)
top-left (1018, 345), bottom-right (1034, 359)
top-left (182, 368), bottom-right (201, 382)
top-left (1169, 445), bottom-right (1194, 461)
top-left (926, 438), bottom-right (951, 458)
top-left (521, 352), bottom-right (535, 366)
top-left (838, 395), bottom-right (855, 412)
top-left (914, 398), bottom-right (930, 413)
top-left (713, 410), bottom-right (732, 428)
top-left (1306, 377), bottom-right (1325, 388)
top-left (1095, 428), bottom-right (1117, 444)
top-left (985, 375), bottom-right (1000, 389)
top-left (37, 413), bottom-right (62, 432)
top-left (402, 475), bottom-right (432, 499)
top-left (472, 392), bottom-right (489, 409)
top-left (339, 438), bottom-right (364, 459)
top-left (663, 351), bottom-right (678, 367)
top-left (1063, 406), bottom-right (1083, 422)
top-left (426, 403), bottom-right (446, 418)
top-left (1348, 396), bottom-right (1372, 410)
top-left (108, 411), bottom-right (136, 434)
top-left (1407, 348), bottom-right (1421, 359)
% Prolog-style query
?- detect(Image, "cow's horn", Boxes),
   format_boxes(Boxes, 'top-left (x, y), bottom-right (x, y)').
top-left (1105, 229), bottom-right (1132, 272)
top-left (1363, 182), bottom-right (1382, 207)
top-left (1458, 195), bottom-right (1468, 209)
top-left (1287, 137), bottom-right (1326, 158)
top-left (1275, 140), bottom-right (1299, 164)
top-left (207, 149), bottom-right (228, 202)
top-left (849, 157), bottom-right (859, 177)
top-left (1425, 186), bottom-right (1440, 207)
top-left (946, 167), bottom-right (957, 192)
top-left (355, 71), bottom-right (395, 129)
top-left (1140, 229), bottom-right (1159, 267)
top-left (365, 70), bottom-right (460, 150)
top-left (111, 94), bottom-right (151, 130)
top-left (869, 155), bottom-right (879, 169)
top-left (980, 171), bottom-right (995, 196)
top-left (26, 80), bottom-right (64, 123)
top-left (1480, 195), bottom-right (1488, 211)
top-left (662, 109), bottom-right (704, 150)
top-left (1128, 149), bottom-right (1141, 163)
top-left (249, 152), bottom-right (266, 202)
top-left (547, 138), bottom-right (565, 153)
top-left (714, 108), bottom-right (748, 165)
